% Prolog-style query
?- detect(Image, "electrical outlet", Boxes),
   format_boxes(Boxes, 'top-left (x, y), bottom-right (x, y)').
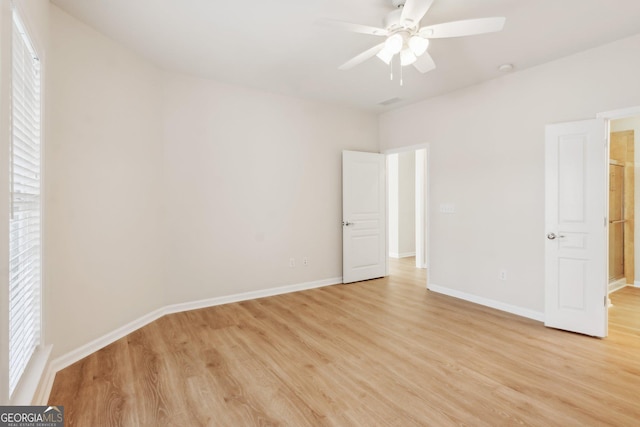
top-left (303, 257), bottom-right (309, 266)
top-left (499, 270), bottom-right (507, 281)
top-left (289, 258), bottom-right (295, 268)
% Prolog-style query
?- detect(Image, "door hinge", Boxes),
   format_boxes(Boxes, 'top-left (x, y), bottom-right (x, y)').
top-left (605, 295), bottom-right (608, 307)
top-left (604, 217), bottom-right (607, 227)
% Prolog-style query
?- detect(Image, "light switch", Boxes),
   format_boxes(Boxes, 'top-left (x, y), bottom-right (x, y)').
top-left (439, 204), bottom-right (455, 214)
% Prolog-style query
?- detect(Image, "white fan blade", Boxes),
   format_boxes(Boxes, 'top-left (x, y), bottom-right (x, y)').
top-left (412, 51), bottom-right (436, 73)
top-left (339, 43), bottom-right (386, 70)
top-left (401, 0), bottom-right (435, 27)
top-left (317, 19), bottom-right (388, 36)
top-left (419, 17), bottom-right (506, 39)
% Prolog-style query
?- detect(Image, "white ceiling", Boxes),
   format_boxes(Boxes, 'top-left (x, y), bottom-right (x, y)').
top-left (51, 0), bottom-right (640, 112)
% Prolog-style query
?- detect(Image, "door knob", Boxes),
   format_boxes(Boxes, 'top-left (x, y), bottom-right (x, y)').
top-left (547, 232), bottom-right (566, 240)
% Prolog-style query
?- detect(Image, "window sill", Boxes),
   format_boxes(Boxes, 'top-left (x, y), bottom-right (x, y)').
top-left (10, 344), bottom-right (52, 405)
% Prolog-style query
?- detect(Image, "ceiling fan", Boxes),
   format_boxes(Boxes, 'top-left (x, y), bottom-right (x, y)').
top-left (321, 0), bottom-right (506, 75)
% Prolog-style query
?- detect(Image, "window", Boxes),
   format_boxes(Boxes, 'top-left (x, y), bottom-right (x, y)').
top-left (8, 11), bottom-right (41, 398)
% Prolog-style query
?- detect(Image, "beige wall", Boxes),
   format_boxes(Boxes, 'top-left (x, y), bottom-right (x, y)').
top-left (380, 33), bottom-right (640, 314)
top-left (388, 151), bottom-right (417, 258)
top-left (398, 151), bottom-right (416, 256)
top-left (46, 7), bottom-right (166, 358)
top-left (46, 5), bottom-right (379, 359)
top-left (161, 72), bottom-right (378, 303)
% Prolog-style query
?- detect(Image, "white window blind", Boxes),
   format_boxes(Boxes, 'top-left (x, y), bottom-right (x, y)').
top-left (9, 12), bottom-right (41, 397)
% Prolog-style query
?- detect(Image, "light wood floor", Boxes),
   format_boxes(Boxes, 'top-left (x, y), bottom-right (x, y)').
top-left (49, 258), bottom-right (640, 426)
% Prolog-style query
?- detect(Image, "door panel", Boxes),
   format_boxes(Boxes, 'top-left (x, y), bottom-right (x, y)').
top-left (557, 258), bottom-right (587, 310)
top-left (545, 119), bottom-right (607, 337)
top-left (343, 151), bottom-right (386, 284)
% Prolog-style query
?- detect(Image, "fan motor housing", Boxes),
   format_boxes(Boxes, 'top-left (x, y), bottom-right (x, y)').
top-left (391, 0), bottom-right (406, 7)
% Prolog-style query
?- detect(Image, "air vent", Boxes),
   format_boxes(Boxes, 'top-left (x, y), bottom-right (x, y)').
top-left (378, 97), bottom-right (402, 106)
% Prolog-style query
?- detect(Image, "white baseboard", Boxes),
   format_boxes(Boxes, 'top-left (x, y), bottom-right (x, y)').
top-left (47, 276), bottom-right (342, 396)
top-left (389, 252), bottom-right (416, 259)
top-left (50, 306), bottom-right (166, 374)
top-left (608, 279), bottom-right (628, 294)
top-left (428, 283), bottom-right (544, 322)
top-left (164, 277), bottom-right (341, 315)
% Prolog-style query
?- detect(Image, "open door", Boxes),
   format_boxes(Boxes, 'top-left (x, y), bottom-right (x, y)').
top-left (342, 151), bottom-right (386, 284)
top-left (545, 119), bottom-right (608, 337)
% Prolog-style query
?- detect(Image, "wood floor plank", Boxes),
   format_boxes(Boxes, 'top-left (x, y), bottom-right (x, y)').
top-left (48, 337), bottom-right (138, 426)
top-left (49, 258), bottom-right (640, 426)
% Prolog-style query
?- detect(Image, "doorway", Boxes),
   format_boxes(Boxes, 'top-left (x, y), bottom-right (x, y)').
top-left (608, 126), bottom-right (635, 293)
top-left (386, 146), bottom-right (429, 279)
top-left (341, 147), bottom-right (429, 285)
top-left (599, 108), bottom-right (640, 329)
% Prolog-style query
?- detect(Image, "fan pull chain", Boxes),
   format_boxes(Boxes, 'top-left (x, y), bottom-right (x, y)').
top-left (400, 62), bottom-right (404, 86)
top-left (390, 59), bottom-right (393, 81)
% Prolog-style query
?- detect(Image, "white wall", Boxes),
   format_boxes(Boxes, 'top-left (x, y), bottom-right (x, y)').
top-left (389, 151), bottom-right (416, 258)
top-left (161, 72), bottom-right (378, 303)
top-left (46, 6), bottom-right (165, 358)
top-left (46, 5), bottom-right (379, 361)
top-left (380, 34), bottom-right (640, 314)
top-left (398, 151), bottom-right (416, 256)
top-left (611, 116), bottom-right (640, 284)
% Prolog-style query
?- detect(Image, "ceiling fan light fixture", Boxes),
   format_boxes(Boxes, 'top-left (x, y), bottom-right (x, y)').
top-left (376, 47), bottom-right (395, 65)
top-left (408, 35), bottom-right (429, 56)
top-left (400, 48), bottom-right (417, 66)
top-left (385, 33), bottom-right (404, 54)
top-left (324, 3), bottom-right (507, 82)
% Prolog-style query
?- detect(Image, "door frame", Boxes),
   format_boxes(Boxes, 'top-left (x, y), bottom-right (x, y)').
top-left (383, 143), bottom-right (431, 286)
top-left (598, 106), bottom-right (640, 294)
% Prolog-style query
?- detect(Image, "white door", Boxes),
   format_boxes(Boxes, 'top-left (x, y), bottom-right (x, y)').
top-left (545, 119), bottom-right (608, 337)
top-left (342, 150), bottom-right (386, 283)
